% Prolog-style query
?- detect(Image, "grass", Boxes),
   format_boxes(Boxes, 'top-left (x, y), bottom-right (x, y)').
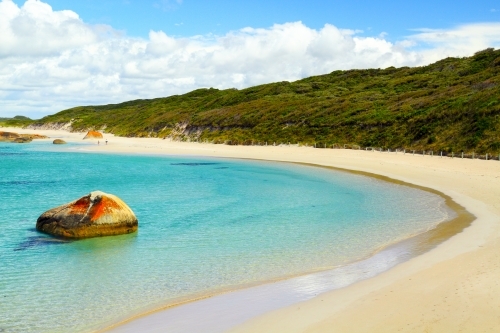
top-left (0, 116), bottom-right (34, 128)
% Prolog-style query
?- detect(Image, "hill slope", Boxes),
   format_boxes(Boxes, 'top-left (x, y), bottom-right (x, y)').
top-left (0, 116), bottom-right (33, 127)
top-left (31, 48), bottom-right (500, 153)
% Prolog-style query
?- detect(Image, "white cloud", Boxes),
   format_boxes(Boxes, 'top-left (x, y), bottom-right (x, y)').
top-left (0, 0), bottom-right (500, 118)
top-left (406, 23), bottom-right (500, 63)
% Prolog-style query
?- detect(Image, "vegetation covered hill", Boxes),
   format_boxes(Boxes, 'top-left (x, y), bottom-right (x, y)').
top-left (29, 48), bottom-right (500, 153)
top-left (0, 116), bottom-right (33, 127)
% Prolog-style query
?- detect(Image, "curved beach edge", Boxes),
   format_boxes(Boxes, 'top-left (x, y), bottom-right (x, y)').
top-left (4, 127), bottom-right (500, 333)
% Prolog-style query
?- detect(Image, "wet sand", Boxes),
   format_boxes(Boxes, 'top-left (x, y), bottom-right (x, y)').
top-left (5, 127), bottom-right (500, 332)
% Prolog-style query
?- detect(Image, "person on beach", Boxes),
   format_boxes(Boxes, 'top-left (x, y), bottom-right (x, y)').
top-left (105, 140), bottom-right (108, 145)
top-left (98, 141), bottom-right (100, 145)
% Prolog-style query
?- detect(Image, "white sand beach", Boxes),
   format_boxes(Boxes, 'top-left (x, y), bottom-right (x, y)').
top-left (4, 127), bottom-right (500, 332)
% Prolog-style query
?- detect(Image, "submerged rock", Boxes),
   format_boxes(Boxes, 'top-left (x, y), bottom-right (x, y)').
top-left (83, 130), bottom-right (103, 140)
top-left (36, 191), bottom-right (138, 239)
top-left (13, 137), bottom-right (32, 143)
top-left (53, 139), bottom-right (66, 144)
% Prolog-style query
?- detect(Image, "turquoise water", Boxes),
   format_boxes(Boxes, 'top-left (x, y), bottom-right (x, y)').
top-left (0, 141), bottom-right (452, 333)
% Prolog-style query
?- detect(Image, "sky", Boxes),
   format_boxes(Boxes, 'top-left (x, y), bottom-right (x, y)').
top-left (1, 0), bottom-right (500, 118)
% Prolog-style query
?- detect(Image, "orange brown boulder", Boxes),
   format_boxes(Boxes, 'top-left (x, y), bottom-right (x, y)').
top-left (0, 131), bottom-right (20, 141)
top-left (36, 191), bottom-right (138, 239)
top-left (83, 130), bottom-right (103, 140)
top-left (0, 131), bottom-right (48, 143)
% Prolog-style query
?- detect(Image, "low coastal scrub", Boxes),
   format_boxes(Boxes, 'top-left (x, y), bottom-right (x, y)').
top-left (26, 48), bottom-right (500, 153)
top-left (0, 116), bottom-right (33, 128)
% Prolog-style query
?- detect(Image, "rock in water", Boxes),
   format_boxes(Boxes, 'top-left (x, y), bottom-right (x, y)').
top-left (0, 131), bottom-right (47, 142)
top-left (53, 139), bottom-right (67, 144)
top-left (36, 191), bottom-right (138, 238)
top-left (13, 137), bottom-right (32, 143)
top-left (0, 131), bottom-right (20, 141)
top-left (83, 130), bottom-right (103, 140)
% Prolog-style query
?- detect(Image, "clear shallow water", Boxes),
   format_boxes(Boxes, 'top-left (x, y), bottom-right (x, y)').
top-left (0, 141), bottom-right (453, 333)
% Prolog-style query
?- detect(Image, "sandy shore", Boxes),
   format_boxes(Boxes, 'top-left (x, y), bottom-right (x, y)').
top-left (5, 127), bottom-right (500, 332)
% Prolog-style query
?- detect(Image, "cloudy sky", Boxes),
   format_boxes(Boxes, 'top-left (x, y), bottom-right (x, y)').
top-left (1, 0), bottom-right (500, 118)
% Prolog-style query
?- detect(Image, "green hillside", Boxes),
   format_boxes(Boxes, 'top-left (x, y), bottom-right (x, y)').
top-left (32, 48), bottom-right (500, 153)
top-left (0, 116), bottom-right (33, 127)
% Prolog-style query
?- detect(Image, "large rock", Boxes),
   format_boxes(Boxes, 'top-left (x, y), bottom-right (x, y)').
top-left (0, 131), bottom-right (20, 142)
top-left (0, 131), bottom-right (48, 142)
top-left (53, 139), bottom-right (67, 144)
top-left (83, 130), bottom-right (103, 140)
top-left (24, 134), bottom-right (48, 139)
top-left (36, 191), bottom-right (138, 239)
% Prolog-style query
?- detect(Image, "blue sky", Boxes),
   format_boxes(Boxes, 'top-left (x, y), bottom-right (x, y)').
top-left (1, 0), bottom-right (500, 118)
top-left (10, 0), bottom-right (500, 40)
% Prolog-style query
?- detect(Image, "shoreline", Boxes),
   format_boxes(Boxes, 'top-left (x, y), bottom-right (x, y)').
top-left (97, 164), bottom-right (472, 333)
top-left (4, 127), bottom-right (500, 332)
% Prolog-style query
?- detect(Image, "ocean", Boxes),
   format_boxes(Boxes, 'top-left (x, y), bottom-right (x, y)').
top-left (0, 141), bottom-right (454, 333)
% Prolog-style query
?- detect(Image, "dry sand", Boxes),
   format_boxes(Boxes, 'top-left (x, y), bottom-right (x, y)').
top-left (5, 127), bottom-right (500, 332)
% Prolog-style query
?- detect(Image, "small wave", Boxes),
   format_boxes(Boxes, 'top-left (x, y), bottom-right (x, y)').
top-left (0, 180), bottom-right (58, 186)
top-left (14, 236), bottom-right (70, 251)
top-left (0, 152), bottom-right (27, 156)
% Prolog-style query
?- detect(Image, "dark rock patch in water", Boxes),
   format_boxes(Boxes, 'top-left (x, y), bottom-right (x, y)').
top-left (171, 162), bottom-right (221, 166)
